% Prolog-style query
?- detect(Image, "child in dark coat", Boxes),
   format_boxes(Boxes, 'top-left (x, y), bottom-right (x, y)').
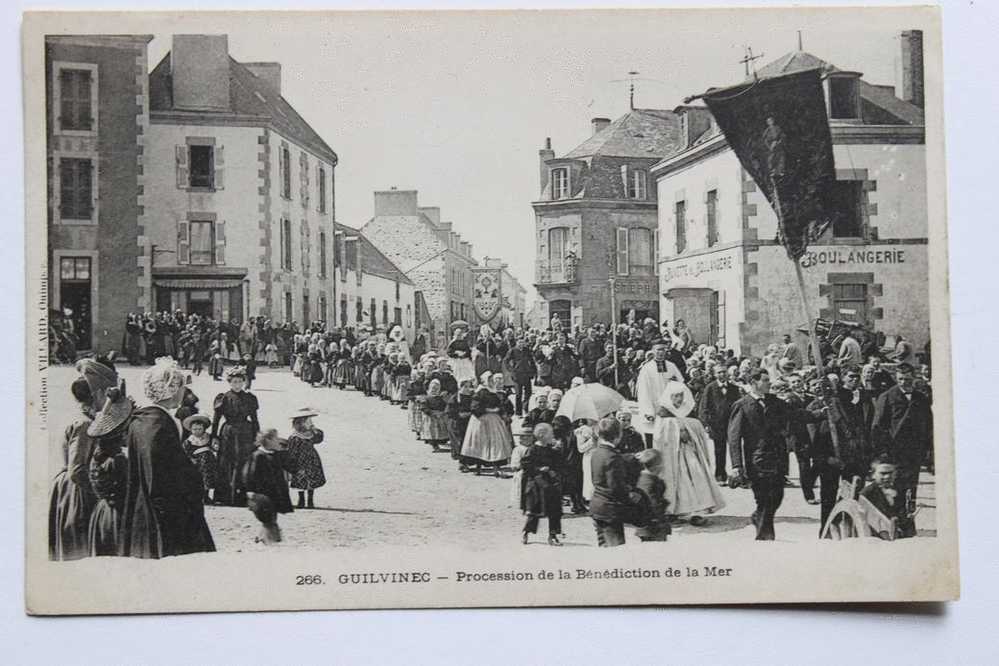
top-left (243, 429), bottom-right (295, 544)
top-left (634, 449), bottom-right (671, 542)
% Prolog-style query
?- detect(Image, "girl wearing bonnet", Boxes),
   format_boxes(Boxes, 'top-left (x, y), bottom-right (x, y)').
top-left (652, 380), bottom-right (726, 526)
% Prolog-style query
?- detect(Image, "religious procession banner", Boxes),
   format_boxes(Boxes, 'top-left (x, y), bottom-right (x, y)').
top-left (698, 67), bottom-right (836, 260)
top-left (472, 268), bottom-right (502, 322)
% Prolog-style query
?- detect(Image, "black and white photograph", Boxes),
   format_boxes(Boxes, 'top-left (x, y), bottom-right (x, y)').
top-left (23, 6), bottom-right (958, 615)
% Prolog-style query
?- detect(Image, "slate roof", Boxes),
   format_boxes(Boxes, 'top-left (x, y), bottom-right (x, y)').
top-left (334, 222), bottom-right (414, 286)
top-left (755, 50), bottom-right (924, 126)
top-left (149, 53), bottom-right (338, 164)
top-left (563, 108), bottom-right (682, 159)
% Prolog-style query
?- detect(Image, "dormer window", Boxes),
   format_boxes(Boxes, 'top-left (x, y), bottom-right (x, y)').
top-left (551, 167), bottom-right (570, 200)
top-left (825, 72), bottom-right (862, 121)
top-left (628, 169), bottom-right (647, 200)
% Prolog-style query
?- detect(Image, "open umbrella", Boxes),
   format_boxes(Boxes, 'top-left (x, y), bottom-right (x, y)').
top-left (556, 383), bottom-right (625, 423)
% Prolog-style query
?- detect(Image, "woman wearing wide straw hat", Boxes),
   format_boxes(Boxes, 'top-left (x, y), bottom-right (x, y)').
top-left (120, 358), bottom-right (215, 558)
top-left (48, 357), bottom-right (117, 560)
top-left (86, 380), bottom-right (133, 556)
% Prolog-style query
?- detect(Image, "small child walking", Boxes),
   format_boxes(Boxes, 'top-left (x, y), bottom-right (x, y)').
top-left (182, 414), bottom-right (219, 504)
top-left (243, 429), bottom-right (294, 544)
top-left (265, 342), bottom-right (279, 368)
top-left (634, 449), bottom-right (671, 542)
top-left (285, 408), bottom-right (326, 509)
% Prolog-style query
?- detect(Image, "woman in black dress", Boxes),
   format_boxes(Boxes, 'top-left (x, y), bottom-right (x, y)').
top-left (212, 366), bottom-right (260, 506)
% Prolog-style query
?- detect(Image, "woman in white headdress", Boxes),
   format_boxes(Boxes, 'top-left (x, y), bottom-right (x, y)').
top-left (652, 380), bottom-right (726, 525)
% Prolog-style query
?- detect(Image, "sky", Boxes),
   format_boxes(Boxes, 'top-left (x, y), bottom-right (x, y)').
top-left (143, 9), bottom-right (924, 304)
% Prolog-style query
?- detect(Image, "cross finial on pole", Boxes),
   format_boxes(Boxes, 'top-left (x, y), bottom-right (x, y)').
top-left (739, 46), bottom-right (764, 79)
top-left (627, 70), bottom-right (639, 110)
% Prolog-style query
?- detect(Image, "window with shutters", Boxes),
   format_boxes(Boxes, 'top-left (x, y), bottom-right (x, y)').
top-left (340, 295), bottom-right (348, 326)
top-left (675, 200), bottom-right (687, 254)
top-left (382, 300), bottom-right (389, 325)
top-left (370, 298), bottom-right (377, 328)
top-left (628, 228), bottom-right (654, 276)
top-left (548, 227), bottom-right (568, 272)
top-left (299, 152), bottom-right (310, 208)
top-left (281, 145), bottom-right (292, 199)
top-left (54, 64), bottom-right (97, 133)
top-left (281, 218), bottom-right (293, 271)
top-left (284, 292), bottom-right (293, 323)
top-left (320, 296), bottom-right (327, 323)
top-left (319, 231), bottom-right (327, 278)
top-left (616, 227), bottom-right (629, 276)
top-left (318, 164), bottom-right (327, 213)
top-left (59, 158), bottom-right (93, 220)
top-left (189, 221), bottom-right (214, 265)
top-left (706, 189), bottom-right (719, 247)
top-left (300, 222), bottom-right (311, 275)
top-left (356, 297), bottom-right (363, 324)
top-left (189, 145), bottom-right (213, 188)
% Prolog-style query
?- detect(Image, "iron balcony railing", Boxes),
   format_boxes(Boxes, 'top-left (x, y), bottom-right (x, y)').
top-left (536, 256), bottom-right (579, 285)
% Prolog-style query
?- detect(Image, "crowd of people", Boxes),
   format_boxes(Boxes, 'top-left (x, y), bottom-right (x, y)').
top-left (49, 312), bottom-right (934, 560)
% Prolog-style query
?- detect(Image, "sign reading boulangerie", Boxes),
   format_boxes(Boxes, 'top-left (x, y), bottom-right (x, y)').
top-left (23, 8), bottom-right (957, 616)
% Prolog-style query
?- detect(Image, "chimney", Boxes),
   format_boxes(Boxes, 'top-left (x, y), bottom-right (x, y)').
top-left (244, 62), bottom-right (282, 97)
top-left (676, 106), bottom-right (713, 148)
top-left (591, 117), bottom-right (611, 135)
top-left (171, 34), bottom-right (230, 111)
top-left (373, 189), bottom-right (419, 217)
top-left (418, 206), bottom-right (441, 226)
top-left (899, 29), bottom-right (924, 109)
top-left (538, 137), bottom-right (555, 196)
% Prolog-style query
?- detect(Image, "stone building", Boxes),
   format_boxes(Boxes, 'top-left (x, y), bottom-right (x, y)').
top-left (532, 109), bottom-right (682, 329)
top-left (46, 34), bottom-right (153, 354)
top-left (362, 189), bottom-right (477, 346)
top-left (653, 34), bottom-right (928, 356)
top-left (330, 221), bottom-right (417, 339)
top-left (144, 34), bottom-right (338, 326)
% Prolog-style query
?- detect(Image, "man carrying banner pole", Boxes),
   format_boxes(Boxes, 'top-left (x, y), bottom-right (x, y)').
top-left (692, 67), bottom-right (843, 539)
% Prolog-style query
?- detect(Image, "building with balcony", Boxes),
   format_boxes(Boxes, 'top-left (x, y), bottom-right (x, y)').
top-left (653, 33), bottom-right (928, 356)
top-left (362, 189), bottom-right (478, 347)
top-left (532, 110), bottom-right (682, 329)
top-left (46, 34), bottom-right (154, 354)
top-left (144, 34), bottom-right (338, 326)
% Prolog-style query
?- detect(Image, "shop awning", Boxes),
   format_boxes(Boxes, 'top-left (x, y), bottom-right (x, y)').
top-left (154, 278), bottom-right (244, 289)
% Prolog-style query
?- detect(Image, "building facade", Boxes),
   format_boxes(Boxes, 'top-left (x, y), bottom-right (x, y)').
top-left (362, 189), bottom-right (477, 346)
top-left (330, 222), bottom-right (417, 339)
top-left (532, 110), bottom-right (681, 329)
top-left (46, 34), bottom-right (153, 354)
top-left (653, 37), bottom-right (928, 357)
top-left (145, 34), bottom-right (338, 327)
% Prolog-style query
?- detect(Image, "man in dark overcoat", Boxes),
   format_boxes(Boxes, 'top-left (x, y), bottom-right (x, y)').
top-left (728, 369), bottom-right (823, 540)
top-left (588, 417), bottom-right (642, 547)
top-left (697, 364), bottom-right (742, 483)
top-left (872, 363), bottom-right (932, 535)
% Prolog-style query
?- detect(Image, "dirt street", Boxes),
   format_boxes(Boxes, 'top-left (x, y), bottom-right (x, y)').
top-left (44, 365), bottom-right (937, 552)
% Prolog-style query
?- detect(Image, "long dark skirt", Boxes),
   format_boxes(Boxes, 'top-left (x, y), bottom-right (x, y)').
top-left (88, 500), bottom-right (120, 557)
top-left (48, 471), bottom-right (95, 561)
top-left (217, 421), bottom-right (256, 505)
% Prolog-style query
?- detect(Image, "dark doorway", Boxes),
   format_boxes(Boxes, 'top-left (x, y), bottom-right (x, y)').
top-left (58, 256), bottom-right (93, 350)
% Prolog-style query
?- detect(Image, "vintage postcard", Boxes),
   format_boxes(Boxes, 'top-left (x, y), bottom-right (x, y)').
top-left (24, 7), bottom-right (958, 615)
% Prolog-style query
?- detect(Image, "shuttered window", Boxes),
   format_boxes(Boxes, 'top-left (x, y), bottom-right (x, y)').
top-left (616, 227), bottom-right (629, 276)
top-left (675, 200), bottom-right (687, 254)
top-left (59, 158), bottom-right (93, 220)
top-left (59, 68), bottom-right (93, 131)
